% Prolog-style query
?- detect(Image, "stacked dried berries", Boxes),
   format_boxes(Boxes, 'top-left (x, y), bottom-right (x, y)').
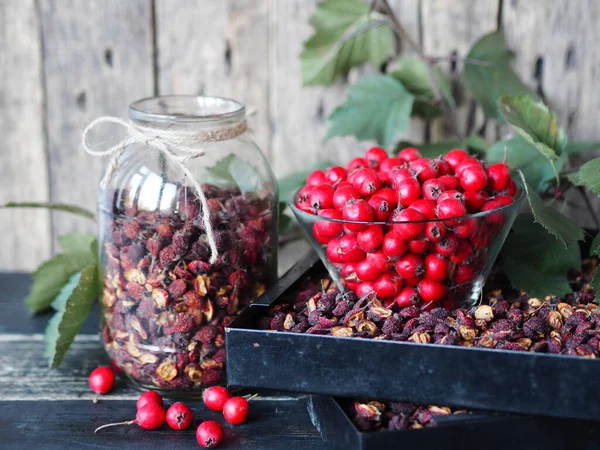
top-left (346, 399), bottom-right (466, 432)
top-left (261, 259), bottom-right (600, 357)
top-left (295, 147), bottom-right (517, 308)
top-left (100, 184), bottom-right (276, 390)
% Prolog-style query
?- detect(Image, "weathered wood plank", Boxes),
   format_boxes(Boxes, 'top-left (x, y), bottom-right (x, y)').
top-left (421, 0), bottom-right (500, 140)
top-left (155, 0), bottom-right (271, 158)
top-left (40, 0), bottom-right (154, 240)
top-left (0, 0), bottom-right (52, 271)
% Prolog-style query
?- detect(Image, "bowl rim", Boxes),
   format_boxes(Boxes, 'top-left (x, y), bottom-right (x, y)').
top-left (288, 180), bottom-right (526, 225)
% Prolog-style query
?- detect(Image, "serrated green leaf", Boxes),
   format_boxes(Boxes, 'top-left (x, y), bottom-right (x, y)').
top-left (565, 141), bottom-right (600, 155)
top-left (278, 161), bottom-right (334, 203)
top-left (463, 30), bottom-right (537, 121)
top-left (58, 233), bottom-right (97, 254)
top-left (327, 74), bottom-right (414, 148)
top-left (44, 263), bottom-right (100, 368)
top-left (301, 0), bottom-right (394, 86)
top-left (391, 58), bottom-right (455, 118)
top-left (2, 202), bottom-right (95, 220)
top-left (25, 238), bottom-right (97, 315)
top-left (501, 215), bottom-right (580, 298)
top-left (590, 233), bottom-right (600, 257)
top-left (518, 171), bottom-right (584, 246)
top-left (499, 96), bottom-right (567, 161)
top-left (572, 158), bottom-right (600, 195)
top-left (206, 153), bottom-right (261, 194)
top-left (488, 135), bottom-right (568, 192)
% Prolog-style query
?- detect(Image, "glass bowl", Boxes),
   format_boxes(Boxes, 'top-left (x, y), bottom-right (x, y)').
top-left (289, 185), bottom-right (525, 309)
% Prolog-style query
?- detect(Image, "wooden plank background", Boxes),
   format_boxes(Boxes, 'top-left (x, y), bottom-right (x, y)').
top-left (0, 0), bottom-right (599, 270)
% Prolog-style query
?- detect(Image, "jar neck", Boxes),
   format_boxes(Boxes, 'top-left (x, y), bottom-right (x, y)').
top-left (128, 95), bottom-right (246, 132)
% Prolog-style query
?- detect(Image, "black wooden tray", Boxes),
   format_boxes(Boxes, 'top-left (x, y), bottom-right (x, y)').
top-left (225, 251), bottom-right (600, 421)
top-left (307, 395), bottom-right (600, 450)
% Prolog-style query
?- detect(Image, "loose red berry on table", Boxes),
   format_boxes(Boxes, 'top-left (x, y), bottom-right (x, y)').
top-left (94, 402), bottom-right (165, 433)
top-left (166, 402), bottom-right (194, 430)
top-left (222, 396), bottom-right (250, 425)
top-left (88, 366), bottom-right (115, 395)
top-left (136, 391), bottom-right (164, 410)
top-left (203, 386), bottom-right (231, 412)
top-left (196, 420), bottom-right (224, 448)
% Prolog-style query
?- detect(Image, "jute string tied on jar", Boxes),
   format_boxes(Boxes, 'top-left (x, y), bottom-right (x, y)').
top-left (81, 116), bottom-right (248, 265)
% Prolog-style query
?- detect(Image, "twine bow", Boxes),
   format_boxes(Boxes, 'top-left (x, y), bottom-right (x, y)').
top-left (82, 116), bottom-right (247, 265)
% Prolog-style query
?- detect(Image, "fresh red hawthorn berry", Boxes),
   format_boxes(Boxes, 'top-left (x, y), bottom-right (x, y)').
top-left (418, 279), bottom-right (447, 302)
top-left (365, 146), bottom-right (389, 168)
top-left (436, 159), bottom-right (452, 176)
top-left (223, 396), bottom-right (250, 425)
top-left (435, 233), bottom-right (459, 257)
top-left (396, 178), bottom-right (422, 207)
top-left (196, 420), bottom-right (224, 448)
top-left (454, 264), bottom-right (475, 284)
top-left (455, 157), bottom-right (483, 177)
top-left (368, 195), bottom-right (391, 221)
top-left (436, 198), bottom-right (467, 221)
top-left (337, 234), bottom-right (366, 263)
top-left (437, 175), bottom-right (459, 190)
top-left (507, 179), bottom-right (517, 196)
top-left (349, 168), bottom-right (380, 196)
top-left (395, 287), bottom-right (420, 307)
top-left (347, 157), bottom-right (368, 172)
top-left (313, 228), bottom-right (332, 244)
top-left (325, 166), bottom-right (347, 185)
top-left (487, 163), bottom-right (511, 192)
top-left (390, 167), bottom-right (416, 189)
top-left (409, 158), bottom-right (439, 182)
top-left (308, 184), bottom-right (334, 210)
top-left (493, 195), bottom-right (513, 206)
top-left (404, 275), bottom-right (423, 287)
top-left (442, 149), bottom-right (469, 170)
top-left (297, 185), bottom-right (314, 202)
top-left (481, 200), bottom-right (504, 224)
top-left (326, 238), bottom-right (343, 263)
top-left (395, 254), bottom-right (425, 279)
top-left (410, 199), bottom-right (437, 220)
top-left (381, 232), bottom-right (408, 259)
top-left (373, 187), bottom-right (398, 209)
top-left (357, 225), bottom-right (385, 253)
top-left (367, 250), bottom-right (392, 272)
top-left (379, 157), bottom-right (403, 175)
top-left (424, 254), bottom-right (449, 282)
top-left (454, 217), bottom-right (478, 239)
top-left (450, 240), bottom-right (473, 264)
top-left (203, 386), bottom-right (231, 412)
top-left (460, 166), bottom-right (488, 192)
top-left (397, 147), bottom-right (422, 162)
top-left (95, 402), bottom-right (165, 433)
top-left (356, 258), bottom-right (381, 281)
top-left (295, 200), bottom-right (313, 214)
top-left (332, 185), bottom-right (360, 211)
top-left (88, 367), bottom-right (115, 395)
top-left (391, 208), bottom-right (426, 240)
top-left (166, 402), bottom-right (194, 430)
top-left (463, 190), bottom-right (486, 213)
top-left (341, 263), bottom-right (359, 289)
top-left (422, 178), bottom-right (447, 201)
top-left (408, 237), bottom-right (430, 254)
top-left (425, 221), bottom-right (446, 242)
top-left (356, 281), bottom-right (375, 297)
top-left (373, 273), bottom-right (402, 298)
top-left (136, 391), bottom-right (164, 410)
top-left (306, 170), bottom-right (327, 186)
top-left (314, 209), bottom-right (343, 239)
top-left (437, 190), bottom-right (464, 204)
top-left (336, 181), bottom-right (353, 190)
top-left (342, 199), bottom-right (374, 232)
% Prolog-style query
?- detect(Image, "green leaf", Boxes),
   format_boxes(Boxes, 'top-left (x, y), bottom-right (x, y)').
top-left (392, 58), bottom-right (455, 118)
top-left (2, 202), bottom-right (95, 220)
top-left (590, 274), bottom-right (600, 305)
top-left (498, 96), bottom-right (567, 161)
top-left (278, 161), bottom-right (334, 203)
top-left (572, 158), bottom-right (600, 195)
top-left (58, 233), bottom-right (97, 254)
top-left (463, 30), bottom-right (537, 121)
top-left (301, 0), bottom-right (394, 86)
top-left (590, 233), bottom-right (600, 257)
top-left (518, 171), bottom-right (584, 246)
top-left (44, 262), bottom-right (100, 368)
top-left (206, 153), bottom-right (262, 194)
top-left (327, 74), bottom-right (414, 148)
top-left (487, 135), bottom-right (568, 192)
top-left (463, 135), bottom-right (490, 155)
top-left (25, 237), bottom-right (97, 314)
top-left (565, 141), bottom-right (600, 155)
top-left (501, 215), bottom-right (580, 298)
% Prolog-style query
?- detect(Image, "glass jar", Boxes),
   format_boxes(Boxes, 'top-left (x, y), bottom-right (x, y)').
top-left (97, 96), bottom-right (278, 393)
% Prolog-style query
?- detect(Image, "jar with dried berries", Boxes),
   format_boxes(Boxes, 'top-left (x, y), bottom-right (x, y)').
top-left (93, 96), bottom-right (278, 393)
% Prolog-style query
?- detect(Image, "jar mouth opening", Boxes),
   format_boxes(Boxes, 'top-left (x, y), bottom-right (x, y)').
top-left (129, 95), bottom-right (245, 124)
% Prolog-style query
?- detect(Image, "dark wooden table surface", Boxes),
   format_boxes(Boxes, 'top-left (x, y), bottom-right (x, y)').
top-left (0, 241), bottom-right (329, 450)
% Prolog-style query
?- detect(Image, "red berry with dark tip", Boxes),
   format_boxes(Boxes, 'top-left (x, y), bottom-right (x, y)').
top-left (437, 190), bottom-right (464, 204)
top-left (391, 208), bottom-right (426, 240)
top-left (435, 233), bottom-right (459, 257)
top-left (373, 273), bottom-right (402, 298)
top-left (326, 238), bottom-right (343, 263)
top-left (455, 157), bottom-right (482, 177)
top-left (166, 402), bottom-right (194, 430)
top-left (196, 421), bottom-right (224, 448)
top-left (395, 254), bottom-right (424, 279)
top-left (379, 157), bottom-right (403, 175)
top-left (365, 146), bottom-right (389, 168)
top-left (436, 160), bottom-right (452, 176)
top-left (382, 232), bottom-right (408, 259)
top-left (325, 166), bottom-right (347, 185)
top-left (450, 240), bottom-right (473, 264)
top-left (424, 254), bottom-right (449, 282)
top-left (408, 237), bottom-right (430, 254)
top-left (342, 199), bottom-right (374, 232)
top-left (487, 163), bottom-right (511, 192)
top-left (357, 225), bottom-right (385, 253)
top-left (443, 149), bottom-right (469, 170)
top-left (373, 187), bottom-right (398, 209)
top-left (349, 168), bottom-right (380, 196)
top-left (368, 195), bottom-right (391, 221)
top-left (454, 264), bottom-right (476, 284)
top-left (397, 147), bottom-right (421, 162)
top-left (409, 158), bottom-right (439, 182)
top-left (223, 396), bottom-right (250, 425)
top-left (395, 287), bottom-right (420, 307)
top-left (390, 167), bottom-right (416, 189)
top-left (89, 367), bottom-right (115, 395)
top-left (422, 178), bottom-right (447, 201)
top-left (333, 185), bottom-right (360, 211)
top-left (347, 157), bottom-right (368, 172)
top-left (425, 221), bottom-right (446, 242)
top-left (460, 166), bottom-right (488, 192)
top-left (463, 190), bottom-right (486, 212)
top-left (454, 217), bottom-right (478, 239)
top-left (396, 178), bottom-right (422, 207)
top-left (203, 386), bottom-right (231, 412)
top-left (314, 209), bottom-right (343, 239)
top-left (418, 279), bottom-right (447, 303)
top-left (309, 184), bottom-right (334, 210)
top-left (436, 198), bottom-right (467, 221)
top-left (337, 234), bottom-right (366, 263)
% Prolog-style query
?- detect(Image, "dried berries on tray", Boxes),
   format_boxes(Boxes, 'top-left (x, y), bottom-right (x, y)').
top-left (258, 257), bottom-right (600, 357)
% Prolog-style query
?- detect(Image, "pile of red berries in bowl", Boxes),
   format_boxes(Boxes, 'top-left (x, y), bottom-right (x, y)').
top-left (290, 147), bottom-right (524, 309)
